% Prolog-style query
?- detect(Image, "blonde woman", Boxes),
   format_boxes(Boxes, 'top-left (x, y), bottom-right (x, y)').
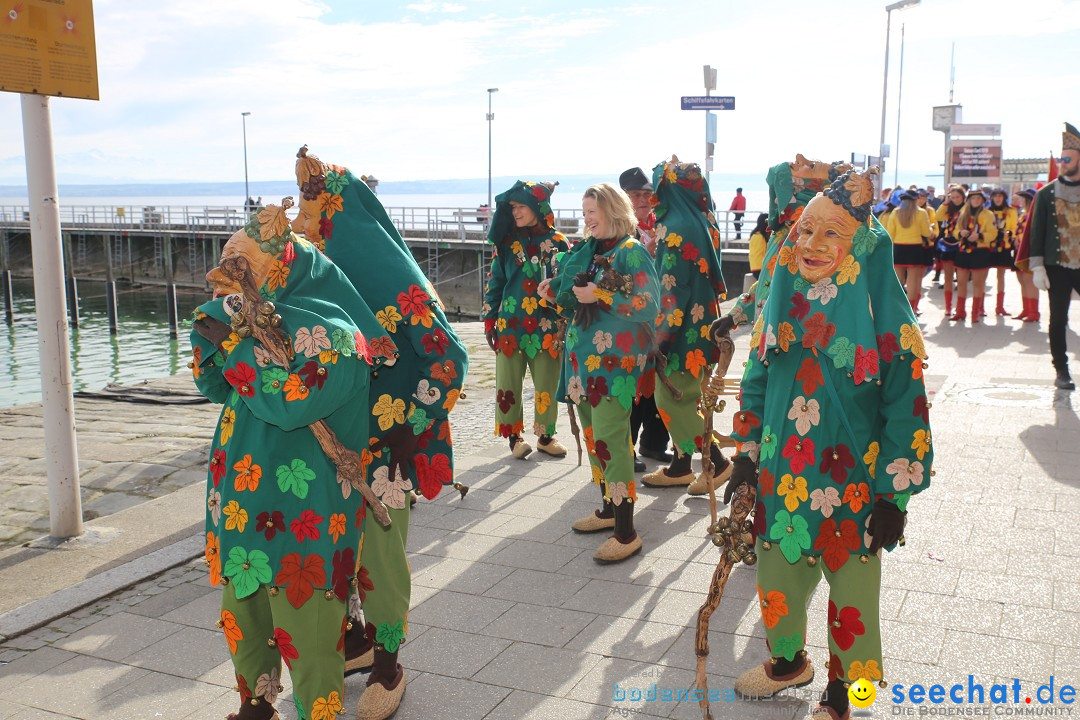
top-left (539, 184), bottom-right (661, 563)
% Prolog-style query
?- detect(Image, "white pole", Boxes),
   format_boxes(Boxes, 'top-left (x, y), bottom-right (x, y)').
top-left (20, 93), bottom-right (83, 540)
top-left (894, 22), bottom-right (906, 188)
top-left (878, 7), bottom-right (893, 188)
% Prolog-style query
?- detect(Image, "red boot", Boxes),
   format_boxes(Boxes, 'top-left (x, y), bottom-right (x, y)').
top-left (1025, 297), bottom-right (1040, 323)
top-left (909, 296), bottom-right (921, 315)
top-left (972, 297), bottom-right (985, 323)
top-left (945, 290), bottom-right (953, 317)
top-left (995, 291), bottom-right (1008, 316)
top-left (1013, 297), bottom-right (1032, 321)
top-left (949, 295), bottom-right (967, 322)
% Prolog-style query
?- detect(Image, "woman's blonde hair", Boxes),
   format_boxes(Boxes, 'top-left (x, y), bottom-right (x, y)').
top-left (582, 183), bottom-right (638, 240)
top-left (896, 196), bottom-right (918, 228)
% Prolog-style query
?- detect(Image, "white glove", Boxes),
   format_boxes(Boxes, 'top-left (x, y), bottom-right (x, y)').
top-left (1032, 266), bottom-right (1050, 292)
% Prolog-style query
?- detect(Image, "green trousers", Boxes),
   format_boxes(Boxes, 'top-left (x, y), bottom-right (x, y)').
top-left (222, 582), bottom-right (346, 720)
top-left (351, 502), bottom-right (411, 651)
top-left (494, 349), bottom-right (560, 438)
top-left (755, 538), bottom-right (884, 685)
top-left (654, 368), bottom-right (707, 458)
top-left (578, 396), bottom-right (634, 505)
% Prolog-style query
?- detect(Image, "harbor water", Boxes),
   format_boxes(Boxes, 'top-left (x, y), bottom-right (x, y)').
top-left (0, 278), bottom-right (205, 408)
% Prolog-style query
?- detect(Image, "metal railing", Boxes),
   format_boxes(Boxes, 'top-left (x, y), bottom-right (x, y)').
top-left (0, 203), bottom-right (762, 247)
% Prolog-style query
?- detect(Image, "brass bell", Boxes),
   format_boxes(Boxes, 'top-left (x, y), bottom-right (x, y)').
top-left (806, 555), bottom-right (817, 567)
top-left (231, 312), bottom-right (246, 327)
top-left (744, 552), bottom-right (757, 566)
top-left (741, 520), bottom-right (754, 533)
top-left (259, 301), bottom-right (276, 315)
top-left (215, 619), bottom-right (225, 628)
top-left (711, 534), bottom-right (724, 547)
top-left (859, 555), bottom-right (870, 564)
top-left (236, 325), bottom-right (252, 338)
top-left (269, 315), bottom-right (282, 328)
top-left (267, 638), bottom-right (277, 647)
top-left (727, 549), bottom-right (741, 563)
top-left (268, 586), bottom-right (279, 596)
top-left (255, 314), bottom-right (270, 328)
top-left (762, 541), bottom-right (772, 551)
top-left (187, 361), bottom-right (195, 369)
top-left (879, 680), bottom-right (888, 688)
top-left (717, 517), bottom-right (730, 530)
top-left (324, 590), bottom-right (334, 600)
top-left (898, 536), bottom-right (906, 547)
top-left (251, 699), bottom-right (260, 706)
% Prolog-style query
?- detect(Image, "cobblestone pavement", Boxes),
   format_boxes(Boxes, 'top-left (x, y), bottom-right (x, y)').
top-left (0, 322), bottom-right (496, 551)
top-left (0, 291), bottom-right (1079, 719)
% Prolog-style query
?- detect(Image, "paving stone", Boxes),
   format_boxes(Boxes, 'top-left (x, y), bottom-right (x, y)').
top-left (408, 590), bottom-right (514, 633)
top-left (124, 579), bottom-right (215, 619)
top-left (411, 557), bottom-right (515, 595)
top-left (52, 612), bottom-right (181, 662)
top-left (482, 603), bottom-right (596, 648)
top-left (390, 672), bottom-right (510, 720)
top-left (937, 629), bottom-right (1054, 679)
top-left (399, 627), bottom-right (512, 679)
top-left (896, 591), bottom-right (1004, 635)
top-left (565, 656), bottom-right (694, 717)
top-left (94, 671), bottom-right (233, 720)
top-left (487, 538), bottom-right (582, 572)
top-left (0, 654), bottom-right (150, 717)
top-left (483, 568), bottom-right (590, 608)
top-left (124, 626), bottom-right (224, 679)
top-left (561, 578), bottom-right (665, 621)
top-left (472, 642), bottom-right (603, 697)
top-left (158, 591), bottom-right (222, 629)
top-left (565, 617), bottom-right (685, 665)
top-left (481, 689), bottom-right (614, 720)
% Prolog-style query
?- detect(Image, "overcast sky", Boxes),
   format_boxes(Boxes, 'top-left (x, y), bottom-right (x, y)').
top-left (1, 0), bottom-right (1077, 187)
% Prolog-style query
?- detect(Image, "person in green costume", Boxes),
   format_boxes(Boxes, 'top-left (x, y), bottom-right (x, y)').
top-left (290, 146), bottom-right (469, 720)
top-left (639, 157), bottom-right (731, 497)
top-left (191, 202), bottom-right (398, 720)
top-left (482, 180), bottom-right (572, 460)
top-left (539, 183), bottom-right (661, 563)
top-left (713, 155), bottom-right (852, 341)
top-left (725, 168), bottom-right (934, 720)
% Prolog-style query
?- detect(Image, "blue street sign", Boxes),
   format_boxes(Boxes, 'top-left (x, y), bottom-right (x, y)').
top-left (681, 96), bottom-right (735, 110)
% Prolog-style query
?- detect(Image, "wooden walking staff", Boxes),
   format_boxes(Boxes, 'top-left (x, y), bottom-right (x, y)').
top-left (694, 335), bottom-right (756, 720)
top-left (218, 254), bottom-right (393, 529)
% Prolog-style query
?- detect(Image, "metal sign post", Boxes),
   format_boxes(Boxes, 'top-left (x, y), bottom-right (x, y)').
top-left (21, 94), bottom-right (83, 539)
top-left (3, 0), bottom-right (101, 540)
top-left (683, 65), bottom-right (734, 189)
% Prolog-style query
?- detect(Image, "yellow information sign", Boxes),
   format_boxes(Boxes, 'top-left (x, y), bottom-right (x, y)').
top-left (0, 0), bottom-right (99, 100)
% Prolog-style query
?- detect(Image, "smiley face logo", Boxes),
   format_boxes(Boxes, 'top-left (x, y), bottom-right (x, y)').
top-left (848, 678), bottom-right (876, 709)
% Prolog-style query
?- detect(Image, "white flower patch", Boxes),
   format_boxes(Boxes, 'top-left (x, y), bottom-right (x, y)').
top-left (207, 488), bottom-right (222, 526)
top-left (740, 441), bottom-right (761, 463)
top-left (593, 330), bottom-right (613, 353)
top-left (786, 396), bottom-right (821, 436)
top-left (609, 482), bottom-right (629, 506)
top-left (567, 376), bottom-right (585, 404)
top-left (691, 303), bottom-right (705, 323)
top-left (885, 457), bottom-right (925, 492)
top-left (809, 486), bottom-right (841, 518)
top-left (414, 379), bottom-right (441, 406)
top-left (807, 278), bottom-right (838, 305)
top-left (255, 669), bottom-right (281, 704)
top-left (371, 465), bottom-right (410, 509)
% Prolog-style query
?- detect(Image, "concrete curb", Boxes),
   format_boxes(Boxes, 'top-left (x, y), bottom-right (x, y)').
top-left (0, 533), bottom-right (202, 642)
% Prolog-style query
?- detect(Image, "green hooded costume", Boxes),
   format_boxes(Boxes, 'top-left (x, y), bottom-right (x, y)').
top-left (731, 169), bottom-right (934, 689)
top-left (483, 180), bottom-right (571, 439)
top-left (293, 147), bottom-right (470, 668)
top-left (725, 160), bottom-right (847, 330)
top-left (191, 224), bottom-right (395, 718)
top-left (649, 158), bottom-right (726, 458)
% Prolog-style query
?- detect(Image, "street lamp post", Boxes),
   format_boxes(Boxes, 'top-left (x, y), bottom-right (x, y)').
top-left (487, 88), bottom-right (498, 211)
top-left (879, 0), bottom-right (919, 187)
top-left (241, 111), bottom-right (251, 208)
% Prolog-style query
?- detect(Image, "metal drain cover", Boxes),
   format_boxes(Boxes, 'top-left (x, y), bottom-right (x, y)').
top-left (952, 385), bottom-right (1058, 408)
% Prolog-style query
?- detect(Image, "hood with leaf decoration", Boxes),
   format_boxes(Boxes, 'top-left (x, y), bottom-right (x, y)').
top-left (766, 156), bottom-right (851, 232)
top-left (293, 145), bottom-right (446, 324)
top-left (753, 168), bottom-right (926, 387)
top-left (650, 157), bottom-right (726, 299)
top-left (487, 180), bottom-right (559, 247)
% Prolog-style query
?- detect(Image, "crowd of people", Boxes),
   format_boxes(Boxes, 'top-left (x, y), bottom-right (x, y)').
top-left (185, 122), bottom-right (1076, 720)
top-left (864, 122), bottom-right (1079, 389)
